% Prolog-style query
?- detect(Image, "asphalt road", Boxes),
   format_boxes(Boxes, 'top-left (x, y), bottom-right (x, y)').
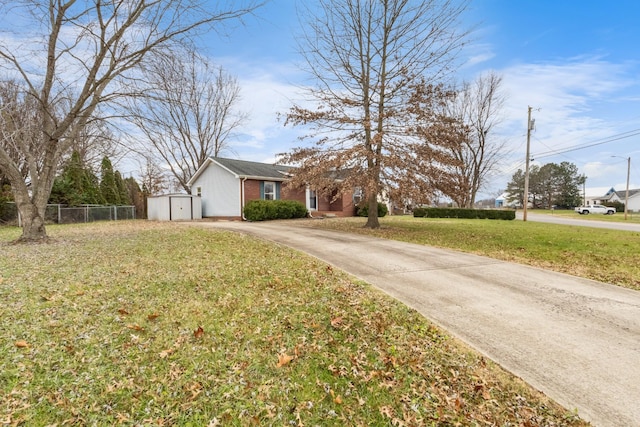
top-left (188, 220), bottom-right (640, 427)
top-left (517, 211), bottom-right (640, 231)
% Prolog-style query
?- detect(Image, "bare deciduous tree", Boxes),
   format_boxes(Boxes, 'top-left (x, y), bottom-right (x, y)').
top-left (0, 80), bottom-right (42, 185)
top-left (127, 49), bottom-right (246, 193)
top-left (0, 0), bottom-right (260, 241)
top-left (137, 155), bottom-right (168, 197)
top-left (442, 71), bottom-right (507, 207)
top-left (280, 0), bottom-right (469, 228)
top-left (70, 116), bottom-right (125, 173)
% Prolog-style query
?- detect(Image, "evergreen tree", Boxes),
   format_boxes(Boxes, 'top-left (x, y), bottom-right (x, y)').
top-left (83, 170), bottom-right (102, 205)
top-left (100, 156), bottom-right (120, 205)
top-left (114, 171), bottom-right (130, 205)
top-left (49, 151), bottom-right (101, 206)
top-left (125, 177), bottom-right (145, 218)
top-left (506, 162), bottom-right (585, 209)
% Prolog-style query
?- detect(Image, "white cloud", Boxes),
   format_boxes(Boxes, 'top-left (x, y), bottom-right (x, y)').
top-left (209, 55), bottom-right (313, 162)
top-left (473, 56), bottom-right (640, 196)
top-left (461, 42), bottom-right (496, 68)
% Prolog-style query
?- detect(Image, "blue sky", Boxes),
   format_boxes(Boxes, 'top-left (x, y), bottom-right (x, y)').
top-left (203, 0), bottom-right (640, 198)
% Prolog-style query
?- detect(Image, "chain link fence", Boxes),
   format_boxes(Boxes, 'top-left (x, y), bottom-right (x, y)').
top-left (0, 203), bottom-right (135, 225)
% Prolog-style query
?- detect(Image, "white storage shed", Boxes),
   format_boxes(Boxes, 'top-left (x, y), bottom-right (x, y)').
top-left (147, 194), bottom-right (202, 221)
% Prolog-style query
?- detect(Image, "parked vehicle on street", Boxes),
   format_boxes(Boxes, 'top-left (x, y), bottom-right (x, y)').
top-left (574, 205), bottom-right (616, 215)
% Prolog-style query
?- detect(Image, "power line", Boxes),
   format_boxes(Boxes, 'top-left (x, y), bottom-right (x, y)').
top-left (534, 128), bottom-right (640, 159)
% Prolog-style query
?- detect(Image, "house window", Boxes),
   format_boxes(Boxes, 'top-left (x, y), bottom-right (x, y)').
top-left (353, 187), bottom-right (363, 204)
top-left (264, 181), bottom-right (276, 200)
top-left (308, 189), bottom-right (317, 210)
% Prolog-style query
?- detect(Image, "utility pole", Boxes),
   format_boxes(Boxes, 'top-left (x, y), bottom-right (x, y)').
top-left (625, 156), bottom-right (630, 220)
top-left (612, 155), bottom-right (631, 220)
top-left (523, 106), bottom-right (533, 221)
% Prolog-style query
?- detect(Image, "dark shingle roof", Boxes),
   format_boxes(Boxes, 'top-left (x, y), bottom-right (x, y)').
top-left (213, 157), bottom-right (293, 180)
top-left (614, 189), bottom-right (640, 199)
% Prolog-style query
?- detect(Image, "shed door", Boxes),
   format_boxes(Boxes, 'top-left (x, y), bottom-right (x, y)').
top-left (170, 197), bottom-right (193, 220)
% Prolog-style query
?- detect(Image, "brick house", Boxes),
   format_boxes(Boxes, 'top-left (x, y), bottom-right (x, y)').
top-left (186, 157), bottom-right (357, 220)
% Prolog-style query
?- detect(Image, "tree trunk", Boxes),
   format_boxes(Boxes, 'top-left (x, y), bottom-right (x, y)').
top-left (14, 194), bottom-right (48, 242)
top-left (364, 194), bottom-right (380, 229)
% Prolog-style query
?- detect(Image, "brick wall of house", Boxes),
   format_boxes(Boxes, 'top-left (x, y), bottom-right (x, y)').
top-left (338, 189), bottom-right (356, 216)
top-left (282, 183), bottom-right (306, 204)
top-left (243, 179), bottom-right (355, 217)
top-left (315, 189), bottom-right (356, 217)
top-left (244, 179), bottom-right (261, 201)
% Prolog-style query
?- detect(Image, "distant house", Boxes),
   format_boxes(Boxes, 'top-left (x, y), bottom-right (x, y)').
top-left (186, 157), bottom-right (356, 220)
top-left (606, 188), bottom-right (640, 212)
top-left (582, 187), bottom-right (616, 205)
top-left (495, 192), bottom-right (519, 208)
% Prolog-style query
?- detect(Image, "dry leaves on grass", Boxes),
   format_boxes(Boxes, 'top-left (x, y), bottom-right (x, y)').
top-left (276, 353), bottom-right (294, 368)
top-left (330, 316), bottom-right (343, 329)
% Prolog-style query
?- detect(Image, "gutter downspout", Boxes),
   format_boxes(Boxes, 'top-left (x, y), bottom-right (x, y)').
top-left (241, 177), bottom-right (247, 220)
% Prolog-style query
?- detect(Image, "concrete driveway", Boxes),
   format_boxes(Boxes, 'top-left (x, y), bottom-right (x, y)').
top-left (187, 220), bottom-right (640, 427)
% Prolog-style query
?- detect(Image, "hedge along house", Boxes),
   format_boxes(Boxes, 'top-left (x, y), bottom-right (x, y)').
top-left (187, 157), bottom-right (357, 220)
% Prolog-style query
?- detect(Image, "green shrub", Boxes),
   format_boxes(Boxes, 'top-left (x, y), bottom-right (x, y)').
top-left (607, 201), bottom-right (625, 213)
top-left (413, 207), bottom-right (427, 218)
top-left (356, 202), bottom-right (388, 218)
top-left (243, 199), bottom-right (308, 221)
top-left (413, 207), bottom-right (515, 220)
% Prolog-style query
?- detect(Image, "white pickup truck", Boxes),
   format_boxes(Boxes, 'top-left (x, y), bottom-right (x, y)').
top-left (574, 205), bottom-right (616, 215)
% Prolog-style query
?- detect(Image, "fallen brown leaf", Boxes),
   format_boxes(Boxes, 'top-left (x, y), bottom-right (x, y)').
top-left (15, 340), bottom-right (29, 348)
top-left (147, 313), bottom-right (160, 321)
top-left (126, 324), bottom-right (144, 331)
top-left (194, 326), bottom-right (204, 339)
top-left (379, 405), bottom-right (394, 419)
top-left (330, 316), bottom-right (343, 328)
top-left (276, 353), bottom-right (294, 368)
top-left (159, 348), bottom-right (174, 359)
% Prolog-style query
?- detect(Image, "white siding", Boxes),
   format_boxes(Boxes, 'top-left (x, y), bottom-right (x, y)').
top-left (190, 162), bottom-right (240, 217)
top-left (171, 197), bottom-right (194, 221)
top-left (147, 197), bottom-right (170, 221)
top-left (627, 194), bottom-right (640, 212)
top-left (147, 195), bottom-right (202, 221)
top-left (191, 197), bottom-right (202, 219)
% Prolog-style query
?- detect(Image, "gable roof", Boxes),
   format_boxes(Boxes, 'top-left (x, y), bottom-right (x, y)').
top-left (213, 157), bottom-right (293, 179)
top-left (187, 157), bottom-right (294, 186)
top-left (584, 187), bottom-right (616, 198)
top-left (612, 188), bottom-right (640, 199)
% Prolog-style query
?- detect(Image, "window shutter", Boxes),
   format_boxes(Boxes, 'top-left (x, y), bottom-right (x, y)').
top-left (260, 181), bottom-right (264, 199)
top-left (276, 182), bottom-right (281, 200)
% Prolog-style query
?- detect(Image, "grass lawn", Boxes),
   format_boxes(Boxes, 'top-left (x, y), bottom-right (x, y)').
top-left (303, 215), bottom-right (640, 291)
top-left (0, 221), bottom-right (587, 426)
